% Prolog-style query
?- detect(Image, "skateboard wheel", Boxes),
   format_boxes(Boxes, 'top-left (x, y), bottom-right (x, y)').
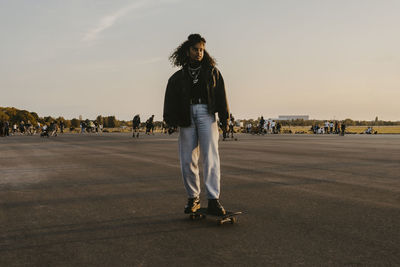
top-left (230, 217), bottom-right (237, 224)
top-left (218, 220), bottom-right (223, 226)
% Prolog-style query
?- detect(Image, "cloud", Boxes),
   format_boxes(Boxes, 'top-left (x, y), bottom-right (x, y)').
top-left (82, 1), bottom-right (148, 43)
top-left (82, 0), bottom-right (182, 44)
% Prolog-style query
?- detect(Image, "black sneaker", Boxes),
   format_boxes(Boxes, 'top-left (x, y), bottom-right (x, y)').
top-left (207, 199), bottom-right (226, 216)
top-left (184, 197), bottom-right (200, 214)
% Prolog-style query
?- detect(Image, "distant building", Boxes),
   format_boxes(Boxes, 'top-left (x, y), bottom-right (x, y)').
top-left (278, 115), bottom-right (309, 121)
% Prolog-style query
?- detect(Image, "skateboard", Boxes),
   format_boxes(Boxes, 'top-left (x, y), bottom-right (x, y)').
top-left (222, 137), bottom-right (238, 141)
top-left (189, 208), bottom-right (242, 225)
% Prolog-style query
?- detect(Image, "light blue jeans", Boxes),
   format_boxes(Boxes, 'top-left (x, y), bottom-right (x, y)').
top-left (179, 104), bottom-right (221, 199)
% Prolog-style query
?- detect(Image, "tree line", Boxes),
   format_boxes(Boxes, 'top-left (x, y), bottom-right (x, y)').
top-left (0, 107), bottom-right (124, 128)
top-left (1, 107), bottom-right (399, 128)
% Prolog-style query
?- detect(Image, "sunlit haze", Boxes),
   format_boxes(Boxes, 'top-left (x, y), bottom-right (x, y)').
top-left (1, 0), bottom-right (399, 121)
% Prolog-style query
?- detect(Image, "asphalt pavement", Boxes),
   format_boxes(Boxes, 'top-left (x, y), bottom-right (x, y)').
top-left (0, 133), bottom-right (399, 266)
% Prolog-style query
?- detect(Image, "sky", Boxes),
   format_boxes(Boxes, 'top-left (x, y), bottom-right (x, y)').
top-left (1, 0), bottom-right (399, 121)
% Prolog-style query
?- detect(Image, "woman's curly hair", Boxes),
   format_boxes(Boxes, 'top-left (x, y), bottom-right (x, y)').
top-left (169, 34), bottom-right (216, 67)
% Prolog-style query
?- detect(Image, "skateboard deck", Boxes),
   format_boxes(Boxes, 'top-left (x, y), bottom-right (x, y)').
top-left (189, 208), bottom-right (242, 225)
top-left (222, 137), bottom-right (238, 141)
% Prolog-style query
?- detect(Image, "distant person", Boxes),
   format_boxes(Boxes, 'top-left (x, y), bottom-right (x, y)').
top-left (365, 127), bottom-right (373, 134)
top-left (41, 124), bottom-right (49, 137)
top-left (228, 113), bottom-right (235, 139)
top-left (313, 125), bottom-right (320, 134)
top-left (329, 121), bottom-right (334, 134)
top-left (49, 121), bottom-right (57, 136)
top-left (271, 120), bottom-right (276, 134)
top-left (163, 33), bottom-right (229, 216)
top-left (87, 120), bottom-right (94, 133)
top-left (94, 121), bottom-right (99, 133)
top-left (276, 121), bottom-right (281, 133)
top-left (20, 121), bottom-right (26, 134)
top-left (145, 115), bottom-right (154, 135)
top-left (266, 120), bottom-right (271, 134)
top-left (324, 121), bottom-right (329, 134)
top-left (0, 120), bottom-right (4, 137)
top-left (259, 116), bottom-right (265, 135)
top-left (246, 123), bottom-right (252, 133)
top-left (341, 122), bottom-right (346, 136)
top-left (161, 121), bottom-right (168, 134)
top-left (26, 121), bottom-right (32, 134)
top-left (60, 121), bottom-right (64, 134)
top-left (220, 119), bottom-right (228, 140)
top-left (150, 115), bottom-right (155, 134)
top-left (4, 121), bottom-right (10, 136)
top-left (80, 122), bottom-right (86, 134)
top-left (167, 125), bottom-right (177, 135)
top-left (132, 114), bottom-right (141, 138)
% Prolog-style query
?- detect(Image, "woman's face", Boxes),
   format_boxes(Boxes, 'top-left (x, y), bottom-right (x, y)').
top-left (189, 42), bottom-right (205, 62)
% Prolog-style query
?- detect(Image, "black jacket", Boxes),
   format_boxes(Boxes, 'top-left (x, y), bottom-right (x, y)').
top-left (163, 66), bottom-right (229, 127)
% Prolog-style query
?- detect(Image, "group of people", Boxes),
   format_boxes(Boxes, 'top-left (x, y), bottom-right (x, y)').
top-left (39, 121), bottom-right (61, 137)
top-left (0, 120), bottom-right (61, 137)
top-left (311, 121), bottom-right (346, 135)
top-left (245, 117), bottom-right (281, 135)
top-left (80, 120), bottom-right (103, 134)
top-left (0, 118), bottom-right (110, 137)
top-left (133, 113), bottom-right (238, 142)
top-left (131, 115), bottom-right (156, 137)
